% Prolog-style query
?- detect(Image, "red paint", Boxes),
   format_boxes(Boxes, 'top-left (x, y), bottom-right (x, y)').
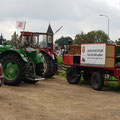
top-left (105, 81), bottom-right (109, 85)
top-left (64, 55), bottom-right (73, 65)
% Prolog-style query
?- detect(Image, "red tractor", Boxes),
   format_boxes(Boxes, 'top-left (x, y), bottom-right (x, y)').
top-left (19, 26), bottom-right (58, 78)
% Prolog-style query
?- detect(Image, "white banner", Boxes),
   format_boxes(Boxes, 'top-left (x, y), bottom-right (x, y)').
top-left (16, 21), bottom-right (26, 30)
top-left (81, 44), bottom-right (106, 66)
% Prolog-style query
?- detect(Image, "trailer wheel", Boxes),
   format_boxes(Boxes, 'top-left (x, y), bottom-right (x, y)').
top-left (91, 72), bottom-right (104, 90)
top-left (66, 68), bottom-right (80, 84)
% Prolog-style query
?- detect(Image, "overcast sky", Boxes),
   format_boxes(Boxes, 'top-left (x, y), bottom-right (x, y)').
top-left (0, 0), bottom-right (120, 41)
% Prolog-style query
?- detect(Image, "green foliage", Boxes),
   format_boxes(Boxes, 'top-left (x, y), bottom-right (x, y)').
top-left (57, 57), bottom-right (63, 64)
top-left (55, 36), bottom-right (73, 49)
top-left (0, 34), bottom-right (6, 45)
top-left (74, 30), bottom-right (109, 44)
top-left (11, 31), bottom-right (20, 47)
top-left (104, 77), bottom-right (120, 90)
top-left (5, 40), bottom-right (13, 45)
top-left (74, 32), bottom-right (87, 44)
top-left (5, 32), bottom-right (20, 46)
top-left (55, 57), bottom-right (66, 77)
top-left (115, 38), bottom-right (120, 45)
top-left (55, 70), bottom-right (66, 77)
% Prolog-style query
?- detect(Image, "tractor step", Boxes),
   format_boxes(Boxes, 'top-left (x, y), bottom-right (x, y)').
top-left (26, 77), bottom-right (45, 81)
top-left (26, 75), bottom-right (45, 81)
top-left (34, 77), bottom-right (44, 81)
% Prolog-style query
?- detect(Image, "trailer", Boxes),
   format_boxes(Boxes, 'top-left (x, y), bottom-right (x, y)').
top-left (64, 43), bottom-right (120, 90)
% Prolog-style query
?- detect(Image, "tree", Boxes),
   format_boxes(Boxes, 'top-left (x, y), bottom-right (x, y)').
top-left (11, 31), bottom-right (19, 46)
top-left (0, 34), bottom-right (6, 45)
top-left (74, 30), bottom-right (109, 44)
top-left (55, 36), bottom-right (73, 49)
top-left (74, 32), bottom-right (87, 44)
top-left (115, 38), bottom-right (120, 45)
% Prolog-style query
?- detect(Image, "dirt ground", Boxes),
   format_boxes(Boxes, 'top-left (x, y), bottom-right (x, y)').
top-left (0, 77), bottom-right (120, 120)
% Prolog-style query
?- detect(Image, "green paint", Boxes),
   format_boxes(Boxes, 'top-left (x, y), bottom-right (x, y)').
top-left (3, 61), bottom-right (18, 80)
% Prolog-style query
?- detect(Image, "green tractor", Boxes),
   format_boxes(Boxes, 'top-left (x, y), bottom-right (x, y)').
top-left (0, 41), bottom-right (44, 86)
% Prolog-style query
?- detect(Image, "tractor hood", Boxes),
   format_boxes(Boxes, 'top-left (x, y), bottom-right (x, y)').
top-left (0, 45), bottom-right (44, 64)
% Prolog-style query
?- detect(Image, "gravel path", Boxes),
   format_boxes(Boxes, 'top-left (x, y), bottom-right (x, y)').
top-left (0, 77), bottom-right (120, 120)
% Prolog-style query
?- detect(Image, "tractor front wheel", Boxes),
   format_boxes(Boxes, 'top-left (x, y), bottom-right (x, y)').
top-left (2, 54), bottom-right (25, 86)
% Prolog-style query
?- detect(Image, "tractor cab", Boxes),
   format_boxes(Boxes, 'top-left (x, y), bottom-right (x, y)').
top-left (19, 24), bottom-right (58, 78)
top-left (20, 32), bottom-right (53, 50)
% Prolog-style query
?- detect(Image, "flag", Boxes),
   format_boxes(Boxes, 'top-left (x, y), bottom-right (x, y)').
top-left (16, 21), bottom-right (26, 30)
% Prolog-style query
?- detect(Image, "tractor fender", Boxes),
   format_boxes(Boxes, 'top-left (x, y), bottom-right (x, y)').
top-left (50, 50), bottom-right (58, 57)
top-left (30, 52), bottom-right (44, 64)
top-left (0, 50), bottom-right (28, 62)
top-left (40, 49), bottom-right (56, 60)
top-left (19, 53), bottom-right (28, 62)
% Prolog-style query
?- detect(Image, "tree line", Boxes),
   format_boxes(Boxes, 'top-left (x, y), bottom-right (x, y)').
top-left (55, 30), bottom-right (120, 48)
top-left (1, 30), bottom-right (120, 48)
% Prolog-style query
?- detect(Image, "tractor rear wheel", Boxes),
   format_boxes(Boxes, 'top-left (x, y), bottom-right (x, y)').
top-left (2, 54), bottom-right (25, 86)
top-left (49, 58), bottom-right (58, 77)
top-left (66, 67), bottom-right (80, 84)
top-left (42, 54), bottom-right (53, 78)
top-left (35, 63), bottom-right (44, 76)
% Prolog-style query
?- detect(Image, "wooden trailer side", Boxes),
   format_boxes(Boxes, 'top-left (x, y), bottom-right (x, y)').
top-left (105, 45), bottom-right (115, 68)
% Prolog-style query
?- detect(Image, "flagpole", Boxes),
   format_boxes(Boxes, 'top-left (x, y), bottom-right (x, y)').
top-left (22, 21), bottom-right (26, 40)
top-left (23, 21), bottom-right (26, 32)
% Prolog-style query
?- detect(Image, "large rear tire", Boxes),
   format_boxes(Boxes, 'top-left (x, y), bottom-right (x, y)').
top-left (42, 54), bottom-right (53, 78)
top-left (91, 72), bottom-right (104, 90)
top-left (66, 67), bottom-right (80, 84)
top-left (49, 57), bottom-right (58, 77)
top-left (35, 63), bottom-right (44, 76)
top-left (2, 54), bottom-right (25, 86)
